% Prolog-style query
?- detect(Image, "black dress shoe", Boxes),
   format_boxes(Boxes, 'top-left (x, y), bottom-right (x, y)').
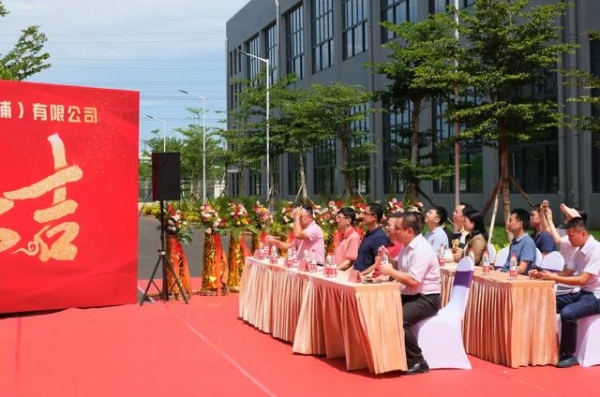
top-left (406, 360), bottom-right (430, 375)
top-left (556, 355), bottom-right (578, 368)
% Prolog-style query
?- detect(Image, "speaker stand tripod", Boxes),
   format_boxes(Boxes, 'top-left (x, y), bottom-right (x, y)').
top-left (140, 200), bottom-right (189, 305)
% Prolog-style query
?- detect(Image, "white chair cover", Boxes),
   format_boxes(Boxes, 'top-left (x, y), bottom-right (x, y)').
top-left (412, 256), bottom-right (474, 370)
top-left (486, 243), bottom-right (496, 263)
top-left (541, 251), bottom-right (576, 295)
top-left (540, 251), bottom-right (564, 272)
top-left (535, 248), bottom-right (543, 268)
top-left (557, 313), bottom-right (600, 367)
top-left (494, 247), bottom-right (509, 269)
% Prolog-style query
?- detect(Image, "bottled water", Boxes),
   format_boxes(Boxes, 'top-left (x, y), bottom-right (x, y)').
top-left (509, 254), bottom-right (518, 280)
top-left (482, 251), bottom-right (491, 274)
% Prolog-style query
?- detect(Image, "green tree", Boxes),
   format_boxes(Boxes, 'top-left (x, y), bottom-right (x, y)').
top-left (564, 31), bottom-right (600, 136)
top-left (309, 82), bottom-right (376, 200)
top-left (453, 0), bottom-right (577, 232)
top-left (0, 2), bottom-right (51, 80)
top-left (369, 13), bottom-right (462, 202)
top-left (231, 73), bottom-right (302, 203)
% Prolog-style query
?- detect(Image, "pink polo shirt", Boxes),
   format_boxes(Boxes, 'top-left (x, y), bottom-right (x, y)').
top-left (292, 221), bottom-right (325, 264)
top-left (333, 228), bottom-right (360, 266)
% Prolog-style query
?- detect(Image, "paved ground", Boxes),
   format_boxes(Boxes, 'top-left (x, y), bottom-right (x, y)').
top-left (137, 215), bottom-right (207, 280)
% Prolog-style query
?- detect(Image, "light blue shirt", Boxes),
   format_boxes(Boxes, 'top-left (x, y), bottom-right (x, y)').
top-left (425, 226), bottom-right (448, 252)
top-left (501, 233), bottom-right (537, 273)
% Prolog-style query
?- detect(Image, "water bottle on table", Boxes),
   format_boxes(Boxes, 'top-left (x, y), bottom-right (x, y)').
top-left (482, 251), bottom-right (491, 274)
top-left (437, 244), bottom-right (446, 267)
top-left (509, 254), bottom-right (518, 280)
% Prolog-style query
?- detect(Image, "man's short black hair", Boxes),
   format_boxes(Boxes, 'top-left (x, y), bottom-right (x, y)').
top-left (511, 208), bottom-right (530, 230)
top-left (432, 205), bottom-right (448, 226)
top-left (565, 216), bottom-right (588, 232)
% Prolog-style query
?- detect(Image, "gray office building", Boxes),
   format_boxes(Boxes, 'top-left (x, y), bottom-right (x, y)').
top-left (226, 0), bottom-right (600, 227)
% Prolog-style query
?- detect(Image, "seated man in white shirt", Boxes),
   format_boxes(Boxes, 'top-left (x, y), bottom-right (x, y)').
top-left (376, 212), bottom-right (441, 375)
top-left (530, 217), bottom-right (600, 368)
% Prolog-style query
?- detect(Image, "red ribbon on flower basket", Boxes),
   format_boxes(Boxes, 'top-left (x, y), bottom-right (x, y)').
top-left (227, 232), bottom-right (249, 293)
top-left (287, 230), bottom-right (295, 245)
top-left (251, 231), bottom-right (268, 253)
top-left (166, 235), bottom-right (192, 298)
top-left (201, 232), bottom-right (226, 296)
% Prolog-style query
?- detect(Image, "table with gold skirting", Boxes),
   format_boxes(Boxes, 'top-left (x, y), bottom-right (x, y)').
top-left (462, 272), bottom-right (558, 367)
top-left (239, 256), bottom-right (407, 374)
top-left (440, 263), bottom-right (458, 307)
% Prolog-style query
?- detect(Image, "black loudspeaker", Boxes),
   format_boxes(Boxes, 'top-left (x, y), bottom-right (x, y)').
top-left (152, 152), bottom-right (181, 201)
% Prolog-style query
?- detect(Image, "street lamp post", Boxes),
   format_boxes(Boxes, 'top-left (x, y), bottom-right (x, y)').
top-left (178, 90), bottom-right (207, 204)
top-left (239, 50), bottom-right (270, 203)
top-left (145, 115), bottom-right (166, 152)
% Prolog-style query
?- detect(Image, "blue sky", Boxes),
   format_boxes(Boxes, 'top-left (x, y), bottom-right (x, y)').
top-left (0, 0), bottom-right (249, 151)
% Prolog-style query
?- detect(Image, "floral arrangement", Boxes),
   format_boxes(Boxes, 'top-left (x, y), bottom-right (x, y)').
top-left (158, 205), bottom-right (194, 244)
top-left (199, 202), bottom-right (225, 235)
top-left (274, 200), bottom-right (295, 229)
top-left (251, 200), bottom-right (273, 231)
top-left (221, 201), bottom-right (256, 238)
top-left (387, 196), bottom-right (424, 214)
top-left (315, 201), bottom-right (338, 236)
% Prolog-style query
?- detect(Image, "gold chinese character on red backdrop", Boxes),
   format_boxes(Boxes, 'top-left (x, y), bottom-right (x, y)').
top-left (0, 133), bottom-right (83, 261)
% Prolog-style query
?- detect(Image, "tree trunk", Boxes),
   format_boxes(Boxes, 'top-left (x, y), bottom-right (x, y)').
top-left (341, 134), bottom-right (352, 200)
top-left (499, 124), bottom-right (513, 242)
top-left (268, 156), bottom-right (275, 209)
top-left (406, 100), bottom-right (421, 199)
top-left (298, 149), bottom-right (308, 201)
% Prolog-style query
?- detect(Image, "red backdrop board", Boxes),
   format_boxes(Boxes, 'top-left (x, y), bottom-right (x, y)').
top-left (0, 80), bottom-right (139, 313)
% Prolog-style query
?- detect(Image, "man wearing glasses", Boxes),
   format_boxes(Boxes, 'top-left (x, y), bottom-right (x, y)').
top-left (376, 212), bottom-right (441, 375)
top-left (333, 207), bottom-right (361, 271)
top-left (265, 205), bottom-right (325, 264)
top-left (352, 202), bottom-right (390, 275)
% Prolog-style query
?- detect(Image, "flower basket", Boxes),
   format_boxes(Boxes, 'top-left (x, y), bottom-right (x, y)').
top-left (165, 235), bottom-right (192, 297)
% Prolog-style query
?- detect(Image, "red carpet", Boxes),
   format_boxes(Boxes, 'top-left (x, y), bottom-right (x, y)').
top-left (2, 279), bottom-right (598, 397)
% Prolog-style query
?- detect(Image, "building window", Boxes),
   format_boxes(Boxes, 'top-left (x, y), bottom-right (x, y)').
top-left (248, 160), bottom-right (262, 196)
top-left (314, 138), bottom-right (336, 195)
top-left (348, 104), bottom-right (370, 194)
top-left (230, 172), bottom-right (240, 198)
top-left (312, 0), bottom-right (334, 73)
top-left (237, 46), bottom-right (243, 74)
top-left (429, 0), bottom-right (450, 14)
top-left (383, 103), bottom-right (410, 194)
top-left (342, 0), bottom-right (367, 59)
top-left (593, 133), bottom-right (600, 192)
top-left (509, 130), bottom-right (558, 193)
top-left (381, 0), bottom-right (417, 43)
top-left (287, 153), bottom-right (301, 195)
top-left (245, 35), bottom-right (261, 81)
top-left (432, 99), bottom-right (483, 193)
top-left (591, 38), bottom-right (600, 192)
top-left (286, 5), bottom-right (305, 79)
top-left (463, 0), bottom-right (475, 7)
top-left (264, 24), bottom-right (278, 85)
top-left (509, 70), bottom-right (559, 193)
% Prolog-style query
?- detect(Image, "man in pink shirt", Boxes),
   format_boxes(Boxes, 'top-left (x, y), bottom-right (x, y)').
top-left (333, 207), bottom-right (360, 270)
top-left (376, 211), bottom-right (441, 375)
top-left (266, 205), bottom-right (325, 264)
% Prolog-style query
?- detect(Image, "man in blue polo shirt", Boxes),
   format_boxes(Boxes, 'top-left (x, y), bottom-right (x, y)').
top-left (501, 208), bottom-right (537, 274)
top-left (353, 202), bottom-right (389, 275)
